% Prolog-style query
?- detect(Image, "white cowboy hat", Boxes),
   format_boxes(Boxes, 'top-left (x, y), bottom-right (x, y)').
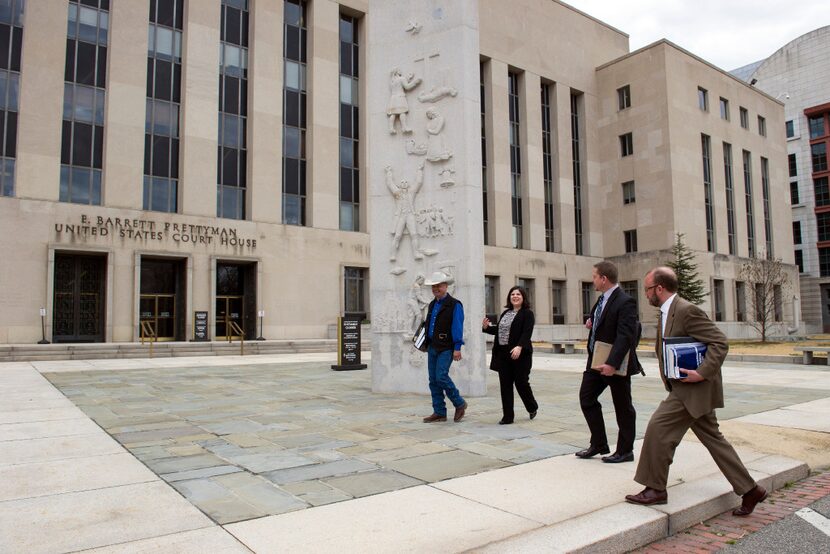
top-left (423, 271), bottom-right (454, 286)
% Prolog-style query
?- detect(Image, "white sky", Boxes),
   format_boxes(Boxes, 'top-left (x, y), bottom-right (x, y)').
top-left (563, 0), bottom-right (830, 71)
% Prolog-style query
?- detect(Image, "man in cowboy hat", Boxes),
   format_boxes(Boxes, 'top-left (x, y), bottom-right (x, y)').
top-left (421, 271), bottom-right (467, 423)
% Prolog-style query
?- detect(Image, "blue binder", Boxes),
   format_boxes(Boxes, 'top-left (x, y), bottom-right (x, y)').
top-left (662, 336), bottom-right (707, 379)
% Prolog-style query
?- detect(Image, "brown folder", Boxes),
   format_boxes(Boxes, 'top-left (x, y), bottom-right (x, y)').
top-left (590, 340), bottom-right (628, 376)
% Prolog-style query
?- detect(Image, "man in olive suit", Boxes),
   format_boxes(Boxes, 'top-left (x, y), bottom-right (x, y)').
top-left (625, 267), bottom-right (767, 517)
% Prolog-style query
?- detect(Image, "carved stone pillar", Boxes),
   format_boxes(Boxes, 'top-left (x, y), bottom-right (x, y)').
top-left (368, 0), bottom-right (486, 395)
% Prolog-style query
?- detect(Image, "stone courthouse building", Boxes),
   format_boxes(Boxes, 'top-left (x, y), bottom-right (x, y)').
top-left (0, 0), bottom-right (796, 344)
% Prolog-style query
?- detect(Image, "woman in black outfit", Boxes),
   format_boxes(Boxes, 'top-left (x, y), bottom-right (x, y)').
top-left (482, 286), bottom-right (538, 424)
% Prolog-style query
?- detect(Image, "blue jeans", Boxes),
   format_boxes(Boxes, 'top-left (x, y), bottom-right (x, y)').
top-left (427, 346), bottom-right (464, 416)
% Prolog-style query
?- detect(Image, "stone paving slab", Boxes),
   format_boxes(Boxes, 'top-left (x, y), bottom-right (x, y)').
top-left (0, 481), bottom-right (212, 554)
top-left (78, 527), bottom-right (252, 553)
top-left (322, 468), bottom-right (423, 497)
top-left (0, 432), bottom-right (125, 466)
top-left (0, 417), bottom-right (105, 441)
top-left (0, 406), bottom-right (85, 425)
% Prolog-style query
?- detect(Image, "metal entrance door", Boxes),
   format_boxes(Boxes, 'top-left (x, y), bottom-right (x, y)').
top-left (216, 295), bottom-right (244, 339)
top-left (139, 294), bottom-right (176, 340)
top-left (53, 254), bottom-right (106, 343)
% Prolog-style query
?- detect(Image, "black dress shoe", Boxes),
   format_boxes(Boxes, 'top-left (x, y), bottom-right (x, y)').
top-left (625, 487), bottom-right (667, 505)
top-left (602, 452), bottom-right (634, 463)
top-left (529, 410), bottom-right (537, 420)
top-left (575, 445), bottom-right (610, 458)
top-left (498, 418), bottom-right (513, 425)
top-left (733, 485), bottom-right (768, 516)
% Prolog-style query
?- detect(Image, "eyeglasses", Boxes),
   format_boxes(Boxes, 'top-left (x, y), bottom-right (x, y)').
top-left (644, 284), bottom-right (659, 292)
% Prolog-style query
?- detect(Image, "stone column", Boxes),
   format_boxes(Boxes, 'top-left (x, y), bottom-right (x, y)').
top-left (368, 0), bottom-right (486, 395)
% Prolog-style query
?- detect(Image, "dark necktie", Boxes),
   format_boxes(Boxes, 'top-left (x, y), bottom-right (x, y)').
top-left (589, 295), bottom-right (605, 350)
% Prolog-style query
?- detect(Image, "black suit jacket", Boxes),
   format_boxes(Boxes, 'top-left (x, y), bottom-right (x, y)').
top-left (585, 288), bottom-right (641, 376)
top-left (483, 308), bottom-right (534, 372)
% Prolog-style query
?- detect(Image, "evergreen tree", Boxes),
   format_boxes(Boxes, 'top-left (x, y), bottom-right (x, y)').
top-left (667, 233), bottom-right (707, 305)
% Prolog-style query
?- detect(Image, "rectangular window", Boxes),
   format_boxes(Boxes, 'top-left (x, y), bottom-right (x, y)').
top-left (795, 249), bottom-right (804, 273)
top-left (815, 177), bottom-right (830, 207)
top-left (508, 71), bottom-right (523, 249)
top-left (812, 142), bottom-right (827, 173)
top-left (60, 0), bottom-right (108, 206)
top-left (754, 283), bottom-right (764, 321)
top-left (624, 229), bottom-right (638, 253)
top-left (821, 248), bottom-right (830, 277)
top-left (621, 280), bottom-right (638, 313)
top-left (571, 93), bottom-right (584, 255)
top-left (481, 63), bottom-right (489, 245)
top-left (740, 107), bottom-right (749, 129)
top-left (485, 275), bottom-right (499, 317)
top-left (786, 120), bottom-right (794, 138)
top-left (793, 221), bottom-right (802, 245)
top-left (516, 277), bottom-right (535, 307)
top-left (144, 0), bottom-right (183, 213)
top-left (761, 157), bottom-right (772, 256)
top-left (791, 182), bottom-right (800, 205)
top-left (789, 153), bottom-right (797, 177)
top-left (619, 132), bottom-right (633, 157)
top-left (581, 282), bottom-right (593, 323)
top-left (617, 84), bottom-right (630, 110)
top-left (735, 281), bottom-right (746, 321)
top-left (758, 115), bottom-right (766, 137)
top-left (217, 0), bottom-right (249, 220)
top-left (338, 14), bottom-right (359, 231)
top-left (719, 97), bottom-right (729, 120)
top-left (282, 0), bottom-right (307, 225)
top-left (817, 212), bottom-right (830, 242)
top-left (743, 150), bottom-right (755, 257)
top-left (622, 180), bottom-right (635, 204)
top-left (809, 115), bottom-right (826, 139)
top-left (713, 279), bottom-right (724, 322)
top-left (773, 285), bottom-right (782, 322)
top-left (541, 82), bottom-right (555, 252)
top-left (551, 280), bottom-right (565, 324)
top-left (702, 134), bottom-right (715, 252)
top-left (343, 266), bottom-right (366, 315)
top-left (698, 87), bottom-right (708, 111)
top-left (0, 0), bottom-right (23, 197)
top-left (723, 142), bottom-right (737, 255)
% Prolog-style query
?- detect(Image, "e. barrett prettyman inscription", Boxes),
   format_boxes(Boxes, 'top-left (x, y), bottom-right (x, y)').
top-left (54, 215), bottom-right (257, 249)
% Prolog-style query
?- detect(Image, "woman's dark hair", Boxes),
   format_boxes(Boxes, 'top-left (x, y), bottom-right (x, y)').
top-left (504, 286), bottom-right (531, 310)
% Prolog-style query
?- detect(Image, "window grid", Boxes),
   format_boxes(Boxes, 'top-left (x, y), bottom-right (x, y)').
top-left (809, 115), bottom-right (825, 139)
top-left (480, 63), bottom-right (488, 244)
top-left (144, 0), bottom-right (183, 213)
top-left (785, 120), bottom-right (794, 138)
top-left (789, 153), bottom-right (797, 177)
top-left (581, 282), bottom-right (593, 323)
top-left (516, 278), bottom-right (535, 307)
top-left (719, 97), bottom-right (729, 120)
top-left (0, 0), bottom-right (23, 198)
top-left (621, 280), bottom-right (638, 313)
top-left (697, 87), bottom-right (708, 111)
top-left (624, 229), bottom-right (638, 253)
top-left (508, 72), bottom-right (522, 249)
top-left (541, 83), bottom-right (555, 252)
top-left (617, 85), bottom-right (630, 110)
top-left (743, 150), bottom-right (755, 257)
top-left (217, 0), bottom-right (249, 220)
top-left (761, 157), bottom-right (772, 257)
top-left (815, 177), bottom-right (830, 207)
top-left (338, 14), bottom-right (359, 231)
top-left (812, 143), bottom-right (827, 173)
top-left (821, 248), bottom-right (830, 278)
top-left (550, 280), bottom-right (565, 324)
top-left (571, 93), bottom-right (583, 255)
top-left (735, 281), bottom-right (746, 321)
top-left (793, 221), bottom-right (802, 245)
top-left (739, 107), bottom-right (748, 129)
top-left (795, 249), bottom-right (803, 273)
top-left (817, 212), bottom-right (830, 243)
top-left (619, 132), bottom-right (633, 157)
top-left (773, 285), bottom-right (782, 322)
top-left (713, 279), bottom-right (724, 321)
top-left (484, 275), bottom-right (499, 316)
top-left (344, 266), bottom-right (366, 314)
top-left (758, 115), bottom-right (766, 137)
top-left (791, 182), bottom-right (800, 205)
top-left (702, 134), bottom-right (715, 252)
top-left (282, 0), bottom-right (307, 225)
top-left (60, 0), bottom-right (109, 206)
top-left (723, 142), bottom-right (737, 255)
top-left (622, 180), bottom-right (635, 205)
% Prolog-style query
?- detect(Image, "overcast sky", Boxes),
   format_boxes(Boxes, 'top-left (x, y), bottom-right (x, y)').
top-left (564, 0), bottom-right (829, 71)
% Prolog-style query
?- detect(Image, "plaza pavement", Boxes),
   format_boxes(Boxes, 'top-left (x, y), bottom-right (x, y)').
top-left (1, 351), bottom-right (829, 553)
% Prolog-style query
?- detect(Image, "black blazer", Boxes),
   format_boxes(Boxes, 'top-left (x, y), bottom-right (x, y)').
top-left (483, 308), bottom-right (534, 372)
top-left (586, 288), bottom-right (641, 376)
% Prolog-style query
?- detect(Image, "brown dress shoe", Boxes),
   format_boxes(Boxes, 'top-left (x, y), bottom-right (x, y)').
top-left (453, 402), bottom-right (467, 422)
top-left (625, 487), bottom-right (668, 506)
top-left (733, 485), bottom-right (767, 516)
top-left (423, 413), bottom-right (447, 423)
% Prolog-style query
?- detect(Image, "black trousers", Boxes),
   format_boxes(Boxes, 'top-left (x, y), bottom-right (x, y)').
top-left (499, 367), bottom-right (538, 422)
top-left (578, 370), bottom-right (636, 454)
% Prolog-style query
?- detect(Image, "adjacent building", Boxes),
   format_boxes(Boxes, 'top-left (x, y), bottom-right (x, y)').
top-left (734, 26), bottom-right (830, 332)
top-left (0, 0), bottom-right (798, 345)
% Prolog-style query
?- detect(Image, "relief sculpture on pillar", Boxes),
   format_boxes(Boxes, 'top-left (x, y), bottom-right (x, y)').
top-left (387, 162), bottom-right (424, 262)
top-left (387, 67), bottom-right (422, 134)
top-left (425, 108), bottom-right (453, 162)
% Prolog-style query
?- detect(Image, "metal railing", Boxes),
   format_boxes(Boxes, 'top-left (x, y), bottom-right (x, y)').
top-left (140, 321), bottom-right (157, 357)
top-left (228, 320), bottom-right (245, 356)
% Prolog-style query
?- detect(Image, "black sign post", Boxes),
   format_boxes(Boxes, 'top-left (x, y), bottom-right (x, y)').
top-left (193, 311), bottom-right (209, 342)
top-left (331, 314), bottom-right (367, 371)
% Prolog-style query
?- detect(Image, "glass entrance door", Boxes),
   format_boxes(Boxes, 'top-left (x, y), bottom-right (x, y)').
top-left (53, 254), bottom-right (106, 343)
top-left (139, 294), bottom-right (176, 340)
top-left (216, 296), bottom-right (244, 339)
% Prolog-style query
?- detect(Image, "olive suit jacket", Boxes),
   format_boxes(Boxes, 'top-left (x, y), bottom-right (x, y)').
top-left (657, 296), bottom-right (728, 419)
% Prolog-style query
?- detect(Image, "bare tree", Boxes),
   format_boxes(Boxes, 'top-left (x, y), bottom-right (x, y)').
top-left (739, 252), bottom-right (790, 342)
